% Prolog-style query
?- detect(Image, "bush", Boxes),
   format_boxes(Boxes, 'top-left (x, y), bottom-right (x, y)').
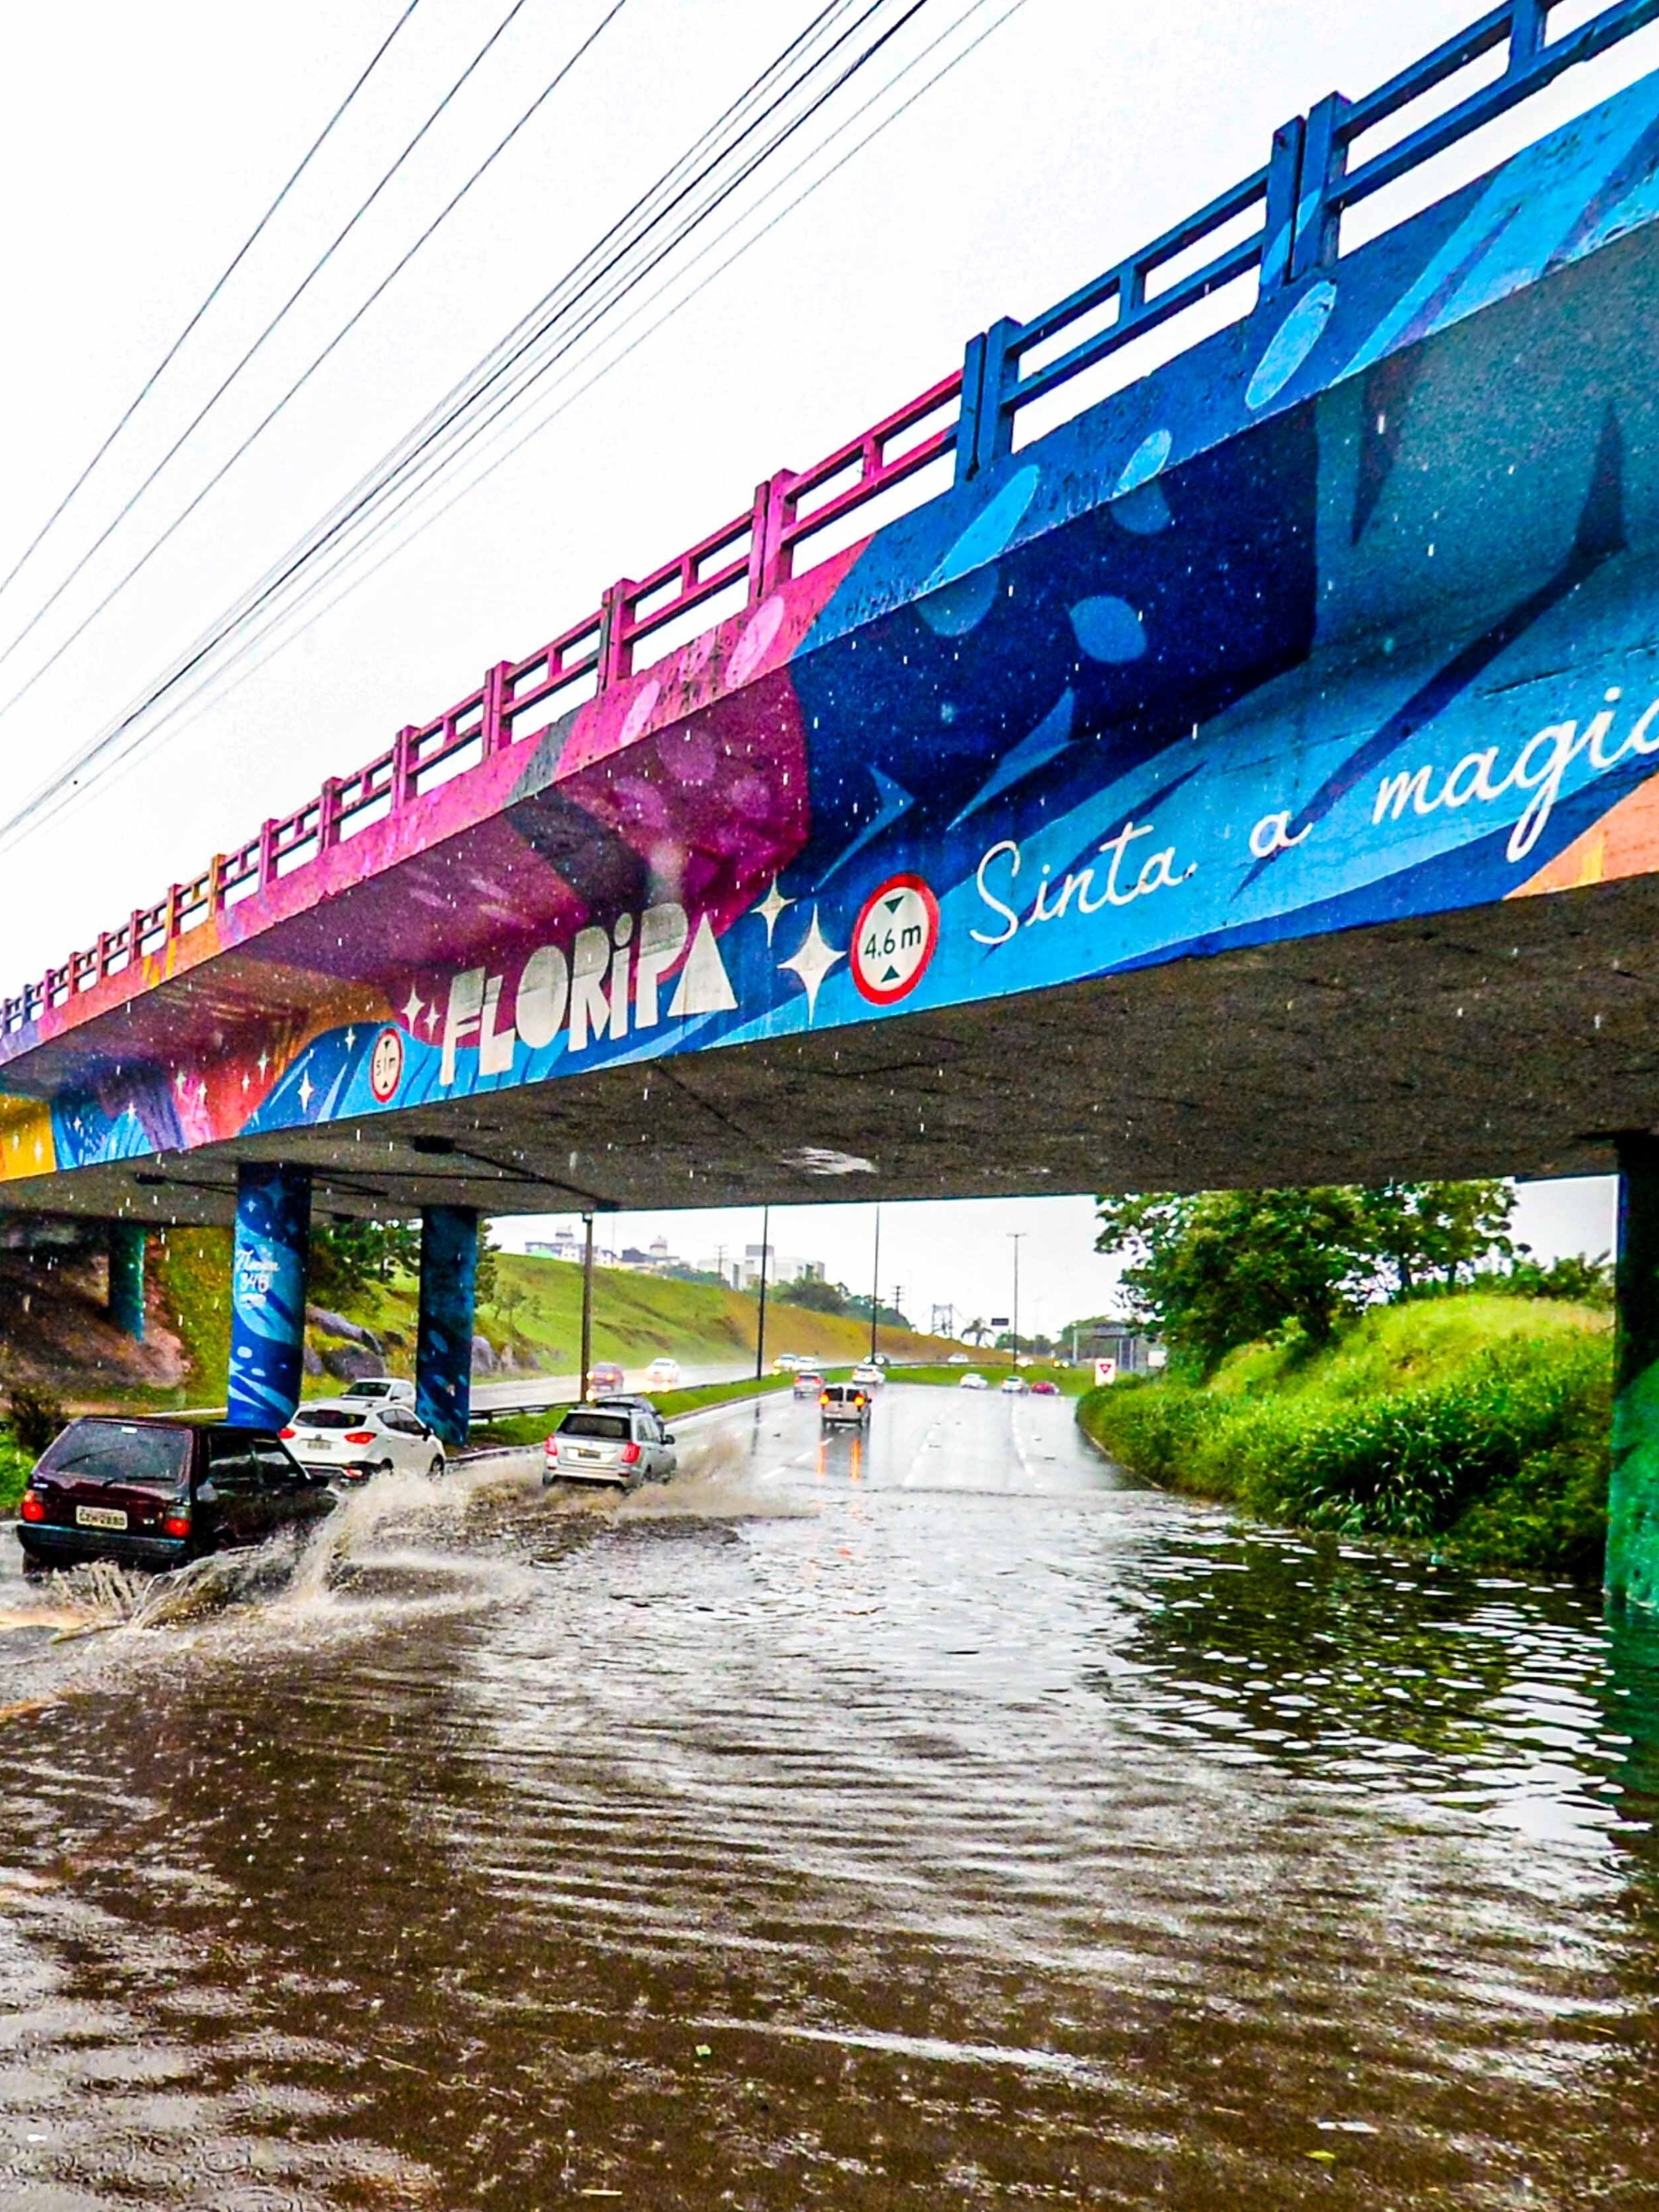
top-left (7, 1381), bottom-right (65, 1456)
top-left (1078, 1317), bottom-right (1612, 1578)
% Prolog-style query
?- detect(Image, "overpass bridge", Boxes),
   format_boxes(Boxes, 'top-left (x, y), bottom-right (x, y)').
top-left (7, 1), bottom-right (1659, 1600)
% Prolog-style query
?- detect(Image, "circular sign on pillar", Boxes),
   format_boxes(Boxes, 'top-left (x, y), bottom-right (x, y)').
top-left (851, 874), bottom-right (939, 1005)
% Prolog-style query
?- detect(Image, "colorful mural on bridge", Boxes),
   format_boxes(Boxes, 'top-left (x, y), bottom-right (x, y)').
top-left (9, 60), bottom-right (1659, 1179)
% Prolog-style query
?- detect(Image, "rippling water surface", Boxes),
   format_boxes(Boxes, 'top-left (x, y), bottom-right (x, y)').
top-left (2, 1385), bottom-right (1657, 2208)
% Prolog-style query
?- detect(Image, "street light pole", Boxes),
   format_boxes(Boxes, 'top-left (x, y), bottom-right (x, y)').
top-left (580, 1212), bottom-right (595, 1400)
top-left (754, 1204), bottom-right (770, 1382)
top-left (869, 1204), bottom-right (882, 1362)
top-left (1008, 1232), bottom-right (1025, 1369)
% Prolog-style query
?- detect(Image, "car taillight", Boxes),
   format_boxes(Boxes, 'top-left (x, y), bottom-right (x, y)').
top-left (344, 1430), bottom-right (376, 1445)
top-left (162, 1511), bottom-right (191, 1539)
top-left (820, 1392), bottom-right (830, 1407)
top-left (279, 1426), bottom-right (297, 1439)
top-left (544, 1438), bottom-right (559, 1458)
top-left (620, 1442), bottom-right (642, 1465)
top-left (19, 1491), bottom-right (45, 1522)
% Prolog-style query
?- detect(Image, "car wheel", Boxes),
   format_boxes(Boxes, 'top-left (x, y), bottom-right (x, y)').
top-left (428, 1455), bottom-right (444, 1479)
top-left (377, 1459), bottom-right (394, 1481)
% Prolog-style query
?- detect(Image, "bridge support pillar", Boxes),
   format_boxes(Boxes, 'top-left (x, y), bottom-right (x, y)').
top-left (107, 1221), bottom-right (146, 1343)
top-left (227, 1162), bottom-right (312, 1428)
top-left (416, 1207), bottom-right (478, 1450)
top-left (1610, 1135), bottom-right (1659, 1609)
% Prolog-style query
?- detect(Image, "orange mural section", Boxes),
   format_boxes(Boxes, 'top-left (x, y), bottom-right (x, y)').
top-left (1510, 769), bottom-right (1659, 898)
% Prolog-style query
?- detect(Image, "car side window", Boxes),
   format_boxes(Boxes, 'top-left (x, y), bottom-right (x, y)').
top-left (206, 1436), bottom-right (259, 1492)
top-left (383, 1409), bottom-right (420, 1437)
top-left (254, 1440), bottom-right (303, 1490)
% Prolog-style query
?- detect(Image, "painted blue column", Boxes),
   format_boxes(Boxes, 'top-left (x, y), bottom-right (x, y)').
top-left (107, 1221), bottom-right (146, 1343)
top-left (1610, 1134), bottom-right (1659, 1609)
top-left (416, 1207), bottom-right (479, 1450)
top-left (227, 1162), bottom-right (312, 1429)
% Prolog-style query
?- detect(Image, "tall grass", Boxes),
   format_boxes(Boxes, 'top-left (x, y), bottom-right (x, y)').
top-left (1079, 1295), bottom-right (1613, 1578)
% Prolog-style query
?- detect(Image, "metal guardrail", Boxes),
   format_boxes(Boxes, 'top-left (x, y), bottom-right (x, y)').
top-left (8, 0), bottom-right (1656, 1039)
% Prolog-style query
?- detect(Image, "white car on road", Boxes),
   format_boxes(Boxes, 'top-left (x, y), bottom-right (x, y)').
top-left (644, 1356), bottom-right (681, 1389)
top-left (957, 1372), bottom-right (987, 1391)
top-left (283, 1399), bottom-right (446, 1485)
top-left (1000, 1375), bottom-right (1027, 1394)
top-left (850, 1362), bottom-right (884, 1389)
top-left (544, 1404), bottom-right (677, 1489)
top-left (339, 1376), bottom-right (416, 1407)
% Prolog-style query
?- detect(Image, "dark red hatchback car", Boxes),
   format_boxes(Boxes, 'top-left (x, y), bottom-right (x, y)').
top-left (15, 1417), bottom-right (334, 1576)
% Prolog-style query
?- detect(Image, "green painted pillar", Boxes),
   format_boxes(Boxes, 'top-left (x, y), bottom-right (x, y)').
top-left (107, 1221), bottom-right (146, 1343)
top-left (1609, 1134), bottom-right (1659, 1609)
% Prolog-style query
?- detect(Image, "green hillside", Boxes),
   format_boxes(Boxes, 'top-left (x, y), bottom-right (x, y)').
top-left (1078, 1292), bottom-right (1613, 1578)
top-left (145, 1236), bottom-right (956, 1403)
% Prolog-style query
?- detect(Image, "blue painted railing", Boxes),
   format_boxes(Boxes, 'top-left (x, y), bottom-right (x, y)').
top-left (956, 0), bottom-right (1659, 480)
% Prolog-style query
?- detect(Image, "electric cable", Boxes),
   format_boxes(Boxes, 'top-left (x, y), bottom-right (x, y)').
top-left (0, 0), bottom-right (541, 682)
top-left (0, 0), bottom-right (634, 729)
top-left (0, 0), bottom-right (426, 612)
top-left (0, 0), bottom-right (992, 851)
top-left (0, 0), bottom-right (857, 738)
top-left (6, 0), bottom-right (1027, 851)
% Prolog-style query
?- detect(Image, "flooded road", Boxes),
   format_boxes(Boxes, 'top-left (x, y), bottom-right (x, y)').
top-left (1, 1383), bottom-right (1657, 2209)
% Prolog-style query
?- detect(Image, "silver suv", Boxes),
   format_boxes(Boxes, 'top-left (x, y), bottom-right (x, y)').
top-left (543, 1404), bottom-right (677, 1489)
top-left (818, 1383), bottom-right (871, 1429)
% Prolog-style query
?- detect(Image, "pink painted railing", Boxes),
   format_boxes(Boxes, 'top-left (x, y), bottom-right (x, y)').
top-left (1, 368), bottom-right (962, 1038)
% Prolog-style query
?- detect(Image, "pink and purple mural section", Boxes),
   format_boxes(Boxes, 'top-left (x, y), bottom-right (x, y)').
top-left (11, 54), bottom-right (1659, 1181)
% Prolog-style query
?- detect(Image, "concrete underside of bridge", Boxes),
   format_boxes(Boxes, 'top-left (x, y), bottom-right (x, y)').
top-left (3, 870), bottom-right (1654, 1228)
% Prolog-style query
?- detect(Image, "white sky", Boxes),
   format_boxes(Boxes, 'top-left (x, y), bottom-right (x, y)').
top-left (0, 0), bottom-right (1643, 1323)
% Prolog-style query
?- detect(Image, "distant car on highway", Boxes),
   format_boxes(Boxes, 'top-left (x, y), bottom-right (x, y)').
top-left (792, 1369), bottom-right (825, 1399)
top-left (850, 1362), bottom-right (883, 1388)
top-left (284, 1399), bottom-right (446, 1484)
top-left (819, 1383), bottom-right (870, 1428)
top-left (644, 1356), bottom-right (681, 1389)
top-left (339, 1376), bottom-right (416, 1406)
top-left (772, 1352), bottom-right (804, 1372)
top-left (543, 1404), bottom-right (676, 1489)
top-left (1000, 1375), bottom-right (1027, 1395)
top-left (1029, 1379), bottom-right (1060, 1396)
top-left (15, 1417), bottom-right (333, 1576)
top-left (586, 1361), bottom-right (626, 1398)
top-left (946, 1352), bottom-right (971, 1365)
top-left (958, 1372), bottom-right (987, 1391)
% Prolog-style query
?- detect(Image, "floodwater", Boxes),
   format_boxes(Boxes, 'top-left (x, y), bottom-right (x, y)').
top-left (1, 1385), bottom-right (1657, 2210)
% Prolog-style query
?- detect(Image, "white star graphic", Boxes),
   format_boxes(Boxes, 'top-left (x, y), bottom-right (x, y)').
top-left (403, 985), bottom-right (425, 1029)
top-left (241, 1072), bottom-right (250, 1091)
top-left (754, 876), bottom-right (795, 946)
top-left (257, 1049), bottom-right (270, 1079)
top-left (779, 907), bottom-right (844, 1022)
top-left (422, 1001), bottom-right (439, 1035)
top-left (298, 1069), bottom-right (315, 1113)
top-left (345, 1026), bottom-right (357, 1051)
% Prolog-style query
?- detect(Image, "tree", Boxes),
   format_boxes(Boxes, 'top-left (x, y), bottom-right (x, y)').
top-left (1095, 1187), bottom-right (1372, 1377)
top-left (1358, 1180), bottom-right (1515, 1296)
top-left (309, 1218), bottom-right (420, 1302)
top-left (779, 1277), bottom-right (849, 1315)
top-left (962, 1316), bottom-right (991, 1346)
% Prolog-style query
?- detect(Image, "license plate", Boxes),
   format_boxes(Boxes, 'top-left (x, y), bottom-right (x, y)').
top-left (76, 1505), bottom-right (127, 1531)
top-left (574, 1447), bottom-right (601, 1460)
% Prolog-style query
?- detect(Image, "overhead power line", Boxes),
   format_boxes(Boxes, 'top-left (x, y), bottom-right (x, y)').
top-left (0, 0), bottom-right (426, 614)
top-left (0, 0), bottom-right (540, 686)
top-left (80, 0), bottom-right (1034, 800)
top-left (0, 0), bottom-right (634, 729)
top-left (0, 0), bottom-right (1023, 852)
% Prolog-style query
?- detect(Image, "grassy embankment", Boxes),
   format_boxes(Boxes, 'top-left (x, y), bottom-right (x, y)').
top-left (1076, 1292), bottom-right (1613, 1578)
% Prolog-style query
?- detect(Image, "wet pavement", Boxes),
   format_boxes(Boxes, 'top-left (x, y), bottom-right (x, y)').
top-left (0, 1383), bottom-right (1657, 2208)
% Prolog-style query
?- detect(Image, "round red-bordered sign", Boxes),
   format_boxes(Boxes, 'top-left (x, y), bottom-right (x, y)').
top-left (368, 1025), bottom-right (405, 1103)
top-left (851, 874), bottom-right (940, 1006)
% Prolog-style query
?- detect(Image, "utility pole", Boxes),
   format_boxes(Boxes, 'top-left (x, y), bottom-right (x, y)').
top-left (869, 1204), bottom-right (882, 1362)
top-left (580, 1213), bottom-right (595, 1400)
top-left (754, 1204), bottom-right (770, 1382)
top-left (1008, 1232), bottom-right (1025, 1369)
